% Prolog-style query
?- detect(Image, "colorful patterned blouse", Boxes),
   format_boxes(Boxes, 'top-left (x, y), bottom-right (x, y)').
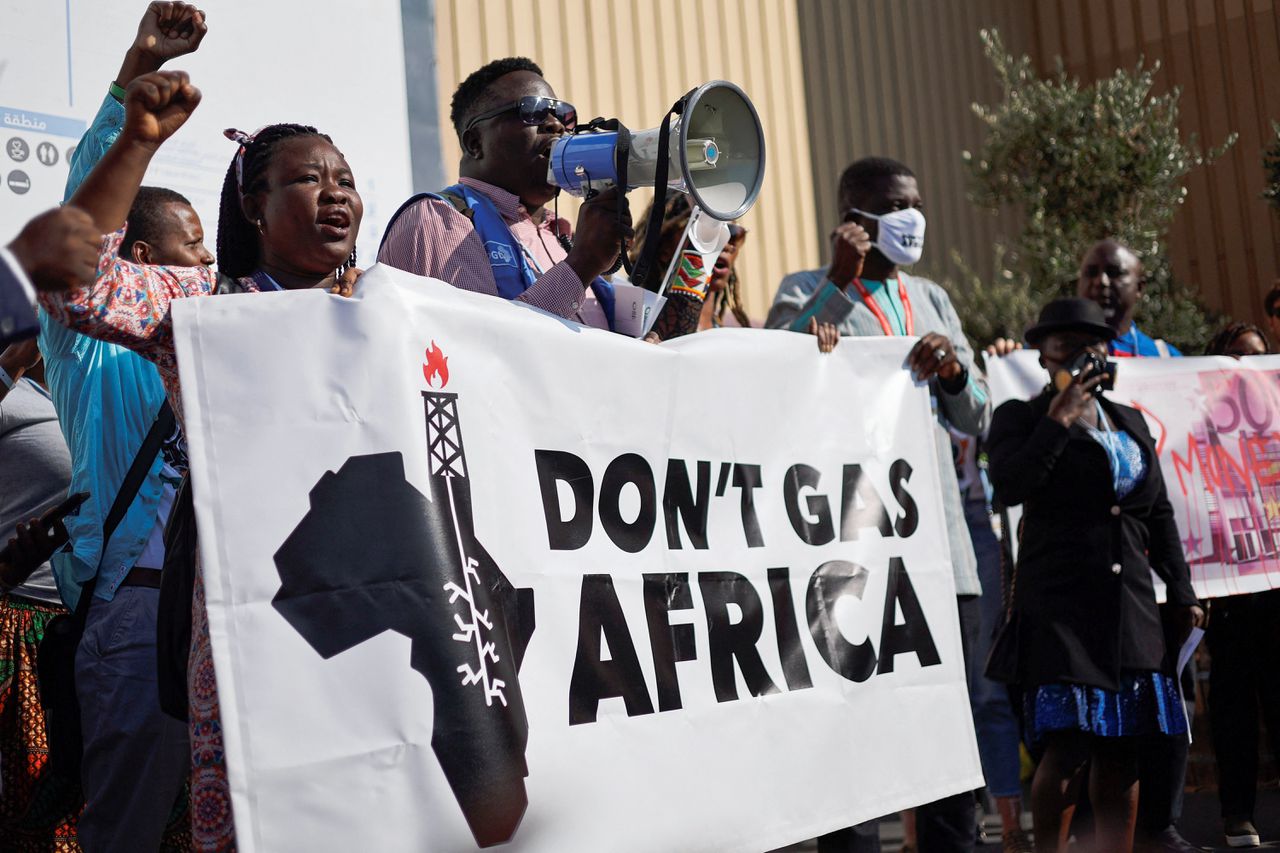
top-left (38, 227), bottom-right (257, 426)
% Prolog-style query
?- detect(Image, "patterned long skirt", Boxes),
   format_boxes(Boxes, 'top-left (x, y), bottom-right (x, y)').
top-left (1, 595), bottom-right (196, 852)
top-left (0, 595), bottom-right (80, 852)
top-left (190, 567), bottom-right (236, 852)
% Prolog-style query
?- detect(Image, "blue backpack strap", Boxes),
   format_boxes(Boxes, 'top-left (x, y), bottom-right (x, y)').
top-left (450, 184), bottom-right (539, 299)
top-left (589, 279), bottom-right (616, 333)
top-left (381, 185), bottom-right (618, 333)
top-left (377, 187), bottom-right (472, 255)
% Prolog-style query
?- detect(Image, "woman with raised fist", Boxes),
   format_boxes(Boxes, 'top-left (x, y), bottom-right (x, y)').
top-left (40, 69), bottom-right (364, 852)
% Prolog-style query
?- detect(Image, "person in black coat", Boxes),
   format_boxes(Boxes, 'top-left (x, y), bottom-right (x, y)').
top-left (985, 298), bottom-right (1204, 853)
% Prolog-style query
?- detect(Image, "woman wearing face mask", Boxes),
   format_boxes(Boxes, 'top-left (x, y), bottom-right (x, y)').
top-left (39, 71), bottom-right (363, 852)
top-left (985, 298), bottom-right (1204, 853)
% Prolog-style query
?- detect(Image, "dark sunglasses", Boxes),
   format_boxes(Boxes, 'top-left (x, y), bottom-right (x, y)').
top-left (463, 96), bottom-right (577, 134)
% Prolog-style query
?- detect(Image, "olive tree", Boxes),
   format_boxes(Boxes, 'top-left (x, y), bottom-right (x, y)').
top-left (949, 29), bottom-right (1233, 350)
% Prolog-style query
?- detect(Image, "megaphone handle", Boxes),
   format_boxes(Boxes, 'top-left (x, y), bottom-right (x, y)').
top-left (552, 189), bottom-right (626, 275)
top-left (607, 125), bottom-right (632, 278)
top-left (602, 178), bottom-right (630, 276)
top-left (604, 238), bottom-right (626, 276)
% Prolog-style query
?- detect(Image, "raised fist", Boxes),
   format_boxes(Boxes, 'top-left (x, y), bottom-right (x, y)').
top-left (123, 71), bottom-right (202, 149)
top-left (7, 206), bottom-right (101, 293)
top-left (828, 221), bottom-right (872, 289)
top-left (134, 2), bottom-right (208, 62)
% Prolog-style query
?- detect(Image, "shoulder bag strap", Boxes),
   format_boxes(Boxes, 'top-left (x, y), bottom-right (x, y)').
top-left (74, 399), bottom-right (176, 622)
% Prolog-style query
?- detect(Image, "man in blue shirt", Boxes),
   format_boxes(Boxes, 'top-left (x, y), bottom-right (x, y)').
top-left (1077, 239), bottom-right (1181, 359)
top-left (40, 4), bottom-right (209, 849)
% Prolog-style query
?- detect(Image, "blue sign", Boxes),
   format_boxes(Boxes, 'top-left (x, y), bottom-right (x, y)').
top-left (1, 106), bottom-right (88, 139)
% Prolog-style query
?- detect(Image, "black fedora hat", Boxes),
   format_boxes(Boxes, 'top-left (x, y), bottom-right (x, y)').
top-left (1024, 298), bottom-right (1117, 345)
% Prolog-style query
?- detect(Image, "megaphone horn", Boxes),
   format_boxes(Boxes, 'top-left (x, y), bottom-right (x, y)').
top-left (547, 81), bottom-right (766, 289)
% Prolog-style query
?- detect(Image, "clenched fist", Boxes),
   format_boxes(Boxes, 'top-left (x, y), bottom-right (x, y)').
top-left (828, 221), bottom-right (872, 289)
top-left (7, 206), bottom-right (101, 293)
top-left (133, 2), bottom-right (208, 62)
top-left (123, 71), bottom-right (202, 150)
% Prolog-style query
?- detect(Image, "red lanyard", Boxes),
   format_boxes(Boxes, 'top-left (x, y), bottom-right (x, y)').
top-left (852, 275), bottom-right (913, 336)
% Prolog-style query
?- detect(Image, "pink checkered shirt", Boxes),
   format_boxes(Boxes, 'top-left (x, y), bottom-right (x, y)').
top-left (376, 177), bottom-right (608, 329)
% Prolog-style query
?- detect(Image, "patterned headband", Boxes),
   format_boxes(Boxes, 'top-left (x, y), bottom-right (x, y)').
top-left (223, 127), bottom-right (262, 196)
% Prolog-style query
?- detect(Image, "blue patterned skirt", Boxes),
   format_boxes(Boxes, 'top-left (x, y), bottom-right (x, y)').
top-left (1024, 670), bottom-right (1187, 744)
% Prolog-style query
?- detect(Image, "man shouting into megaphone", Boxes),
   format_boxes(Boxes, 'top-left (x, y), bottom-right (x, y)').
top-left (379, 57), bottom-right (631, 332)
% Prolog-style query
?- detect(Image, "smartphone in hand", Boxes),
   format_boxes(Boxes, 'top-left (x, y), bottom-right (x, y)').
top-left (0, 491), bottom-right (88, 566)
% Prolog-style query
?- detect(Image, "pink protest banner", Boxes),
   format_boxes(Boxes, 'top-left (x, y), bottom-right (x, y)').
top-left (988, 350), bottom-right (1280, 599)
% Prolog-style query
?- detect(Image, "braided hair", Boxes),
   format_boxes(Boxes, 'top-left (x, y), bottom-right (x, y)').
top-left (1204, 321), bottom-right (1272, 356)
top-left (713, 254), bottom-right (752, 330)
top-left (629, 192), bottom-right (752, 328)
top-left (216, 123), bottom-right (355, 279)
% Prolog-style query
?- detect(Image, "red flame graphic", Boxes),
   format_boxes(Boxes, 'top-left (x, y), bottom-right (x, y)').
top-left (423, 340), bottom-right (449, 388)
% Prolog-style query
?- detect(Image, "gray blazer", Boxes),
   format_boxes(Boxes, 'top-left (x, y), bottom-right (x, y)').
top-left (765, 268), bottom-right (990, 595)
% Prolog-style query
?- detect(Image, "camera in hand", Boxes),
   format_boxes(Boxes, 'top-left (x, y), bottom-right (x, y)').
top-left (1053, 350), bottom-right (1117, 394)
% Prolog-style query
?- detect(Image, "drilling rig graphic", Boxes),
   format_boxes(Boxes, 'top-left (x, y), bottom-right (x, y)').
top-left (272, 341), bottom-right (535, 848)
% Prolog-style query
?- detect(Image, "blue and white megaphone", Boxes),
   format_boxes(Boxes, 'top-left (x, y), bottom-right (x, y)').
top-left (547, 80), bottom-right (766, 290)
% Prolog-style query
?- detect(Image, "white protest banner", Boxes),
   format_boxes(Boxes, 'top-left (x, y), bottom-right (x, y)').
top-left (988, 349), bottom-right (1280, 598)
top-left (172, 265), bottom-right (983, 852)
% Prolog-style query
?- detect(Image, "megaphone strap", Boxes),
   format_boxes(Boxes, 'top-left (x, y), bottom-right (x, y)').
top-left (629, 101), bottom-right (681, 291)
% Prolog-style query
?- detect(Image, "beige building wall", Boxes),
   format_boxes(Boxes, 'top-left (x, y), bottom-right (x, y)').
top-left (794, 0), bottom-right (1038, 294)
top-left (433, 0), bottom-right (821, 319)
top-left (432, 2), bottom-right (1279, 327)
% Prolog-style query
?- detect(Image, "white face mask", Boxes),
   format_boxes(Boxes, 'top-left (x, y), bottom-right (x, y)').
top-left (850, 206), bottom-right (926, 267)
